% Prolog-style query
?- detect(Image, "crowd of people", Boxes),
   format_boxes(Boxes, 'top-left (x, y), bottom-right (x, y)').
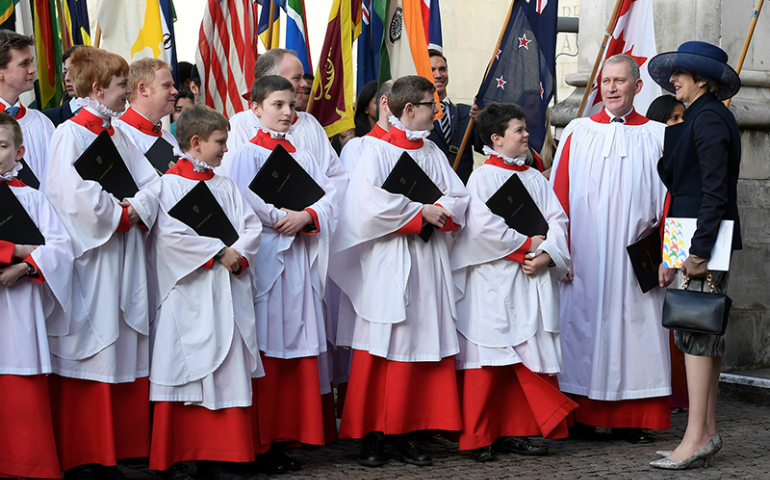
top-left (0, 25), bottom-right (742, 480)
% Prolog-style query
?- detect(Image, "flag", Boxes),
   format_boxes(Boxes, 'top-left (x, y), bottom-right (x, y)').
top-left (197, 0), bottom-right (259, 118)
top-left (97, 0), bottom-right (167, 62)
top-left (33, 0), bottom-right (63, 109)
top-left (258, 0), bottom-right (282, 50)
top-left (421, 0), bottom-right (443, 51)
top-left (378, 0), bottom-right (435, 92)
top-left (356, 0), bottom-right (383, 93)
top-left (474, 0), bottom-right (558, 153)
top-left (307, 0), bottom-right (357, 137)
top-left (582, 0), bottom-right (660, 117)
top-left (0, 0), bottom-right (15, 30)
top-left (285, 0), bottom-right (312, 73)
top-left (62, 0), bottom-right (91, 48)
top-left (158, 0), bottom-right (180, 88)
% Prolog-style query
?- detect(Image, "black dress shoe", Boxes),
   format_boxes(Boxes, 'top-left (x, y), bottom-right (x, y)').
top-left (102, 465), bottom-right (128, 480)
top-left (358, 431), bottom-right (385, 467)
top-left (251, 452), bottom-right (290, 475)
top-left (63, 464), bottom-right (98, 480)
top-left (568, 423), bottom-right (597, 439)
top-left (611, 428), bottom-right (653, 444)
top-left (471, 445), bottom-right (496, 462)
top-left (197, 460), bottom-right (249, 479)
top-left (493, 436), bottom-right (548, 456)
top-left (157, 463), bottom-right (195, 480)
top-left (392, 434), bottom-right (433, 466)
top-left (274, 451), bottom-right (301, 471)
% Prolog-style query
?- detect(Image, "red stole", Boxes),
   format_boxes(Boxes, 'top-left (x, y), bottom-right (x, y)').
top-left (590, 108), bottom-right (649, 126)
top-left (381, 126), bottom-right (423, 149)
top-left (484, 154), bottom-right (529, 172)
top-left (70, 109), bottom-right (115, 136)
top-left (165, 157), bottom-right (215, 180)
top-left (249, 128), bottom-right (297, 153)
top-left (366, 123), bottom-right (387, 139)
top-left (119, 107), bottom-right (162, 137)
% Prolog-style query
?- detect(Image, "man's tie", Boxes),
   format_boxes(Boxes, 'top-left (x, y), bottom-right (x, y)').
top-left (611, 117), bottom-right (625, 123)
top-left (440, 99), bottom-right (451, 143)
top-left (5, 106), bottom-right (19, 117)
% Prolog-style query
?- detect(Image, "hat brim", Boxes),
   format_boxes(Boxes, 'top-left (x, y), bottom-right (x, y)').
top-left (648, 51), bottom-right (741, 101)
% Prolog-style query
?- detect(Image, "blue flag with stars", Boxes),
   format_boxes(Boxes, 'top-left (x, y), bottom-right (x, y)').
top-left (475, 0), bottom-right (557, 153)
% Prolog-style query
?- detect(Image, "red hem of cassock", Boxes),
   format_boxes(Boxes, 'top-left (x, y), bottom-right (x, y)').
top-left (568, 394), bottom-right (671, 430)
top-left (48, 375), bottom-right (151, 471)
top-left (457, 365), bottom-right (577, 450)
top-left (251, 356), bottom-right (328, 449)
top-left (0, 375), bottom-right (61, 479)
top-left (339, 350), bottom-right (462, 439)
top-left (149, 402), bottom-right (255, 471)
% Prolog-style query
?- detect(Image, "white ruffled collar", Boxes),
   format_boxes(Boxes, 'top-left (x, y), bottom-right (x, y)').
top-left (483, 145), bottom-right (526, 166)
top-left (259, 125), bottom-right (289, 139)
top-left (174, 148), bottom-right (216, 172)
top-left (76, 97), bottom-right (123, 121)
top-left (389, 116), bottom-right (430, 141)
top-left (0, 161), bottom-right (22, 181)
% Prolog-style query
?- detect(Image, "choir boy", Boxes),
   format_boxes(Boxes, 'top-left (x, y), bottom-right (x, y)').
top-left (329, 75), bottom-right (469, 467)
top-left (451, 103), bottom-right (577, 462)
top-left (0, 113), bottom-right (74, 479)
top-left (228, 75), bottom-right (339, 474)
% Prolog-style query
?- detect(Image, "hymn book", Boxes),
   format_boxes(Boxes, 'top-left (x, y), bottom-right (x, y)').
top-left (0, 182), bottom-right (45, 266)
top-left (485, 173), bottom-right (548, 237)
top-left (74, 130), bottom-right (139, 200)
top-left (144, 137), bottom-right (178, 175)
top-left (249, 144), bottom-right (325, 212)
top-left (168, 181), bottom-right (240, 246)
top-left (626, 230), bottom-right (662, 293)
top-left (16, 159), bottom-right (40, 189)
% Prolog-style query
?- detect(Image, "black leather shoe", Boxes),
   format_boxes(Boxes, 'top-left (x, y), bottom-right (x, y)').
top-left (198, 460), bottom-right (249, 479)
top-left (392, 434), bottom-right (433, 466)
top-left (274, 451), bottom-right (301, 471)
top-left (157, 463), bottom-right (194, 480)
top-left (471, 445), bottom-right (497, 462)
top-left (611, 428), bottom-right (653, 444)
top-left (493, 436), bottom-right (548, 456)
top-left (102, 466), bottom-right (128, 480)
top-left (251, 452), bottom-right (290, 475)
top-left (568, 423), bottom-right (597, 439)
top-left (63, 464), bottom-right (98, 480)
top-left (358, 432), bottom-right (385, 467)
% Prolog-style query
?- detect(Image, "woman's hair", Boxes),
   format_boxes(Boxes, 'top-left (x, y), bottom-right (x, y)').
top-left (250, 75), bottom-right (294, 104)
top-left (354, 80), bottom-right (379, 137)
top-left (387, 76), bottom-right (436, 118)
top-left (70, 47), bottom-right (129, 98)
top-left (690, 71), bottom-right (722, 98)
top-left (646, 95), bottom-right (685, 124)
top-left (476, 102), bottom-right (526, 148)
top-left (175, 104), bottom-right (230, 151)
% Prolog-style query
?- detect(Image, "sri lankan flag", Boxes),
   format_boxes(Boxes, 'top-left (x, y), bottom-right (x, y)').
top-left (33, 0), bottom-right (63, 109)
top-left (307, 0), bottom-right (358, 137)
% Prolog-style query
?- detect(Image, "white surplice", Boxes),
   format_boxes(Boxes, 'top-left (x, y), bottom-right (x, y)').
top-left (145, 167), bottom-right (264, 409)
top-left (228, 139), bottom-right (338, 367)
top-left (452, 161), bottom-right (570, 374)
top-left (0, 184), bottom-right (74, 375)
top-left (9, 103), bottom-right (55, 189)
top-left (549, 110), bottom-right (670, 401)
top-left (114, 118), bottom-right (179, 160)
top-left (329, 131), bottom-right (469, 362)
top-left (43, 108), bottom-right (159, 383)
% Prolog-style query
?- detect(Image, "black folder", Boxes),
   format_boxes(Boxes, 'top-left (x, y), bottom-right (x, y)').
top-left (626, 230), bottom-right (662, 293)
top-left (485, 173), bottom-right (548, 237)
top-left (74, 130), bottom-right (139, 200)
top-left (248, 144), bottom-right (325, 212)
top-left (144, 137), bottom-right (177, 175)
top-left (16, 158), bottom-right (40, 189)
top-left (381, 152), bottom-right (443, 242)
top-left (167, 181), bottom-right (239, 246)
top-left (0, 182), bottom-right (45, 265)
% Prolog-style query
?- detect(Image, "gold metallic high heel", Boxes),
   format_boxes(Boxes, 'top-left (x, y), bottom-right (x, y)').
top-left (649, 437), bottom-right (718, 470)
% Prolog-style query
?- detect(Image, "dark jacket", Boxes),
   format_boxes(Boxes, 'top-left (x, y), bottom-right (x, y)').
top-left (42, 101), bottom-right (74, 127)
top-left (428, 101), bottom-right (482, 184)
top-left (658, 92), bottom-right (742, 258)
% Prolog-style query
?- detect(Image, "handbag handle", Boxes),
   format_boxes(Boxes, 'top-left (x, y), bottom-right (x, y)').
top-left (681, 272), bottom-right (715, 293)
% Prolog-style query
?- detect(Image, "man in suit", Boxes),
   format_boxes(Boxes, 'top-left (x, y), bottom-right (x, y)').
top-left (427, 50), bottom-right (482, 184)
top-left (42, 46), bottom-right (82, 127)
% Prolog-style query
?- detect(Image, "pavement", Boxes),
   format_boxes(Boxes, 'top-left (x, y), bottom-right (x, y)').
top-left (118, 396), bottom-right (770, 480)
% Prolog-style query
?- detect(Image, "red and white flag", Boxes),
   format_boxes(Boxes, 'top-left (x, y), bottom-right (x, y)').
top-left (583, 0), bottom-right (660, 117)
top-left (196, 0), bottom-right (260, 118)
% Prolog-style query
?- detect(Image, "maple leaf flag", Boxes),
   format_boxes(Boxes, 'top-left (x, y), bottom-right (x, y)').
top-left (583, 0), bottom-right (660, 117)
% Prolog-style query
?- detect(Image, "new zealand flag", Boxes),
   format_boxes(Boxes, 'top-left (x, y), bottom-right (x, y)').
top-left (475, 0), bottom-right (557, 153)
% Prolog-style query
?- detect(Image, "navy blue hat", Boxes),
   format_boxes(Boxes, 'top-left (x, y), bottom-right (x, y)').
top-left (648, 41), bottom-right (740, 101)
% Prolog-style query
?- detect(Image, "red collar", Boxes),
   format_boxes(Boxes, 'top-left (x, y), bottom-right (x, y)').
top-left (484, 155), bottom-right (529, 171)
top-left (0, 102), bottom-right (26, 119)
top-left (367, 123), bottom-right (388, 139)
top-left (70, 109), bottom-right (115, 136)
top-left (165, 157), bottom-right (215, 180)
top-left (590, 108), bottom-right (649, 126)
top-left (292, 113), bottom-right (299, 125)
top-left (381, 126), bottom-right (423, 149)
top-left (119, 107), bottom-right (162, 137)
top-left (3, 177), bottom-right (26, 187)
top-left (250, 128), bottom-right (297, 153)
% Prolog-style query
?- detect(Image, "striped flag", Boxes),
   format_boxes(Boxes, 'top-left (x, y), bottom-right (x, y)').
top-left (285, 0), bottom-right (312, 73)
top-left (421, 0), bottom-right (442, 51)
top-left (258, 0), bottom-right (281, 50)
top-left (196, 0), bottom-right (260, 118)
top-left (33, 0), bottom-right (63, 109)
top-left (62, 0), bottom-right (91, 48)
top-left (356, 0), bottom-right (383, 93)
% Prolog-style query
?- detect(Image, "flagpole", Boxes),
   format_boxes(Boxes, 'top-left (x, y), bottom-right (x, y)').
top-left (94, 24), bottom-right (102, 48)
top-left (576, 0), bottom-right (624, 117)
top-left (725, 0), bottom-right (764, 108)
top-left (452, 0), bottom-right (518, 172)
top-left (266, 1), bottom-right (276, 50)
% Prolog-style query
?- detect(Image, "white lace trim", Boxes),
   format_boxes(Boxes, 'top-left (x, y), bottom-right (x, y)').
top-left (259, 125), bottom-right (289, 139)
top-left (0, 161), bottom-right (22, 181)
top-left (482, 145), bottom-right (526, 166)
top-left (174, 148), bottom-right (215, 172)
top-left (389, 116), bottom-right (430, 141)
top-left (75, 97), bottom-right (123, 119)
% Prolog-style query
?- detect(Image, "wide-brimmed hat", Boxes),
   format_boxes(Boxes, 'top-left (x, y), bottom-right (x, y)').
top-left (648, 41), bottom-right (741, 101)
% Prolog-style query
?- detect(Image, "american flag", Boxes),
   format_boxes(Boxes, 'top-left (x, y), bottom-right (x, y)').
top-left (196, 0), bottom-right (260, 118)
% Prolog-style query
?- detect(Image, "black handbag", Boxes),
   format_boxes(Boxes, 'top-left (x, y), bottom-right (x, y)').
top-left (662, 273), bottom-right (731, 335)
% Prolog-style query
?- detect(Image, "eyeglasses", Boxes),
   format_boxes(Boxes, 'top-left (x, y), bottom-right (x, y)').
top-left (411, 101), bottom-right (436, 108)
